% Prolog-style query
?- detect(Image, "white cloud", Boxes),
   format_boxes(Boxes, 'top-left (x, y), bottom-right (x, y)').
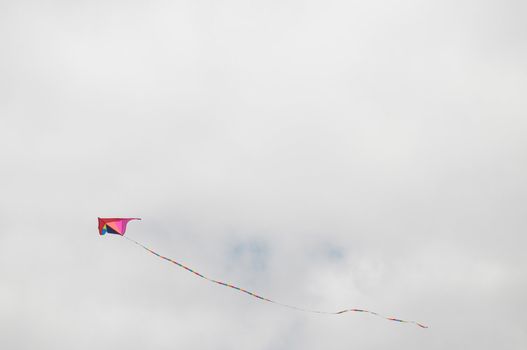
top-left (1, 0), bottom-right (526, 349)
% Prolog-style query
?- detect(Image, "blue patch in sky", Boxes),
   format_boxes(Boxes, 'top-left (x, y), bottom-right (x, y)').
top-left (325, 245), bottom-right (344, 261)
top-left (229, 240), bottom-right (269, 272)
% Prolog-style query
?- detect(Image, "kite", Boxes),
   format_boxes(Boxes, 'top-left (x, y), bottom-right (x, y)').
top-left (98, 217), bottom-right (428, 328)
top-left (98, 217), bottom-right (141, 236)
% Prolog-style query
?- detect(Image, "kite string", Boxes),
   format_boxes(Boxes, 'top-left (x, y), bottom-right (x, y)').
top-left (122, 236), bottom-right (428, 329)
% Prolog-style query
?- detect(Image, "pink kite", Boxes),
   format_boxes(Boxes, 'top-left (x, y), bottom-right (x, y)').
top-left (98, 217), bottom-right (141, 236)
top-left (98, 217), bottom-right (427, 328)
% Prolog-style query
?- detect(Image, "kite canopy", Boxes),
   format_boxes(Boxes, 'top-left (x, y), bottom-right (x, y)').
top-left (98, 217), bottom-right (141, 236)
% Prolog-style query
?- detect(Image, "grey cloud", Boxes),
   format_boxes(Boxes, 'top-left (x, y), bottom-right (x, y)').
top-left (1, 0), bottom-right (526, 349)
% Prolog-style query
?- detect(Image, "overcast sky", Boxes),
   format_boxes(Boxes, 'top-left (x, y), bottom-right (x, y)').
top-left (1, 0), bottom-right (526, 349)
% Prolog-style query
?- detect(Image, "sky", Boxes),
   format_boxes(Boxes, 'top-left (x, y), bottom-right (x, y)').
top-left (1, 0), bottom-right (526, 349)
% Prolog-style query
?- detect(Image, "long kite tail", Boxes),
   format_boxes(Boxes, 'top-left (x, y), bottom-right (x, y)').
top-left (123, 236), bottom-right (428, 329)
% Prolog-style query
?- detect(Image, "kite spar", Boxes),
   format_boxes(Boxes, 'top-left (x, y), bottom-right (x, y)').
top-left (98, 217), bottom-right (427, 328)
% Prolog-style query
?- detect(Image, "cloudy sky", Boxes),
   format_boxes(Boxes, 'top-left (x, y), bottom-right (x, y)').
top-left (1, 0), bottom-right (526, 349)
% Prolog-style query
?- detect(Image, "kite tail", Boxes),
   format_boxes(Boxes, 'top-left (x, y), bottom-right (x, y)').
top-left (123, 236), bottom-right (427, 329)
